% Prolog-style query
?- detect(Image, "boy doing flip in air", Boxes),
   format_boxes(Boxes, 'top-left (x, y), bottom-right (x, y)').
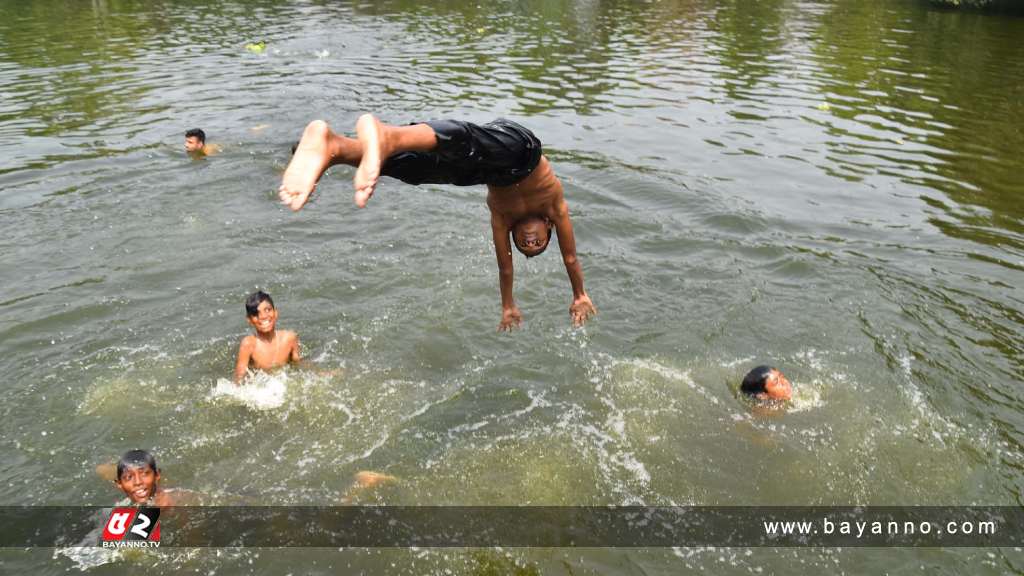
top-left (278, 115), bottom-right (596, 331)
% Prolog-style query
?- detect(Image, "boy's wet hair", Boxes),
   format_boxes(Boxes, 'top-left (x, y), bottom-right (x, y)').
top-left (740, 365), bottom-right (774, 395)
top-left (117, 449), bottom-right (157, 480)
top-left (185, 128), bottom-right (206, 143)
top-left (245, 290), bottom-right (274, 317)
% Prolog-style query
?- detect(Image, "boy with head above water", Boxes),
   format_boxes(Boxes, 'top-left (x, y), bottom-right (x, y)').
top-left (95, 449), bottom-right (181, 506)
top-left (741, 365), bottom-right (792, 402)
top-left (278, 114), bottom-right (596, 331)
top-left (98, 449), bottom-right (394, 505)
top-left (184, 128), bottom-right (220, 157)
top-left (234, 290), bottom-right (300, 384)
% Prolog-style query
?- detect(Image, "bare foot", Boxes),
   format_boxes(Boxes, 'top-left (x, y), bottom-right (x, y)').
top-left (279, 120), bottom-right (334, 211)
top-left (340, 470), bottom-right (398, 504)
top-left (353, 114), bottom-right (387, 208)
top-left (353, 470), bottom-right (398, 489)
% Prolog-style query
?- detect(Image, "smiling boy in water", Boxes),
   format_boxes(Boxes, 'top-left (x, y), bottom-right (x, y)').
top-left (100, 449), bottom-right (393, 505)
top-left (234, 290), bottom-right (300, 384)
top-left (96, 449), bottom-right (182, 506)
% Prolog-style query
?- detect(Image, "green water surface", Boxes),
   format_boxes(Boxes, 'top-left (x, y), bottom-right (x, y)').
top-left (0, 0), bottom-right (1022, 573)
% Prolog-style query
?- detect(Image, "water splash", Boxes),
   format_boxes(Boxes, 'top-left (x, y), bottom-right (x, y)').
top-left (209, 372), bottom-right (287, 410)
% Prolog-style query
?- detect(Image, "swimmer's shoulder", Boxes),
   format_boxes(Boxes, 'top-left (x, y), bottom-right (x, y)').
top-left (155, 487), bottom-right (201, 506)
top-left (238, 334), bottom-right (257, 351)
top-left (285, 330), bottom-right (300, 354)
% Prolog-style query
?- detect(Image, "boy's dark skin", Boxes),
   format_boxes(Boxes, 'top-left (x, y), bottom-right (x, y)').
top-left (234, 296), bottom-right (300, 383)
top-left (277, 114), bottom-right (596, 331)
top-left (184, 128), bottom-right (220, 157)
top-left (96, 452), bottom-right (182, 506)
top-left (116, 462), bottom-right (177, 506)
top-left (98, 452), bottom-right (394, 505)
top-left (742, 366), bottom-right (792, 401)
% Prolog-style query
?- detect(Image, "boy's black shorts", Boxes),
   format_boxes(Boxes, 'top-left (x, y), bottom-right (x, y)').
top-left (381, 118), bottom-right (542, 187)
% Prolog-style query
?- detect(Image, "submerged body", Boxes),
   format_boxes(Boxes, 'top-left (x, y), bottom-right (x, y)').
top-left (184, 128), bottom-right (220, 157)
top-left (741, 365), bottom-right (793, 402)
top-left (101, 450), bottom-right (393, 506)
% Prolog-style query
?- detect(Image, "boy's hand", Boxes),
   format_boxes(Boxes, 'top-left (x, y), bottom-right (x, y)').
top-left (570, 294), bottom-right (596, 327)
top-left (498, 306), bottom-right (522, 332)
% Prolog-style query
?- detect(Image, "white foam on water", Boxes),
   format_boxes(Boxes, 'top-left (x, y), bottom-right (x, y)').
top-left (898, 350), bottom-right (913, 378)
top-left (406, 395), bottom-right (443, 420)
top-left (188, 428), bottom-right (250, 449)
top-left (561, 355), bottom-right (696, 501)
top-left (779, 347), bottom-right (1009, 501)
top-left (328, 400), bottom-right (357, 425)
top-left (209, 372), bottom-right (287, 410)
top-left (619, 357), bottom-right (721, 406)
top-left (78, 376), bottom-right (180, 416)
top-left (793, 347), bottom-right (822, 367)
top-left (448, 419), bottom-right (490, 436)
top-left (788, 384), bottom-right (824, 412)
top-left (721, 355), bottom-right (757, 368)
top-left (335, 379), bottom-right (446, 466)
top-left (52, 513), bottom-right (128, 570)
top-left (500, 389), bottom-right (551, 421)
top-left (627, 358), bottom-right (697, 388)
top-left (339, 432), bottom-right (391, 466)
top-left (53, 545), bottom-right (121, 571)
top-left (887, 350), bottom-right (985, 453)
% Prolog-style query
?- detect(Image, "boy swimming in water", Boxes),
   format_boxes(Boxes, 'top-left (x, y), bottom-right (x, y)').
top-left (278, 115), bottom-right (596, 331)
top-left (234, 290), bottom-right (300, 384)
top-left (98, 449), bottom-right (181, 506)
top-left (184, 128), bottom-right (220, 157)
top-left (741, 365), bottom-right (792, 402)
top-left (99, 450), bottom-right (394, 505)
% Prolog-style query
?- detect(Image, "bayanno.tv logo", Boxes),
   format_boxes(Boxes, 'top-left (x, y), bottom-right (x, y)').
top-left (101, 507), bottom-right (161, 548)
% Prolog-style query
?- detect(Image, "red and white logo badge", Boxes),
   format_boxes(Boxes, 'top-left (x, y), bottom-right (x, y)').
top-left (101, 507), bottom-right (161, 548)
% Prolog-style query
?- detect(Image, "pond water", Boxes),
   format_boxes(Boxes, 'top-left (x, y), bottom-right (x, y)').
top-left (1, 0), bottom-right (1022, 573)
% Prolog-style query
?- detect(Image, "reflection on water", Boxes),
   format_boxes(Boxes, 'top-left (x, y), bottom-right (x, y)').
top-left (2, 0), bottom-right (1024, 573)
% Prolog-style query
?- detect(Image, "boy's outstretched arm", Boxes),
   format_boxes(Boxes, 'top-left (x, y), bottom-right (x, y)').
top-left (551, 199), bottom-right (596, 327)
top-left (290, 333), bottom-right (301, 363)
top-left (491, 213), bottom-right (521, 331)
top-left (96, 462), bottom-right (117, 482)
top-left (233, 336), bottom-right (255, 384)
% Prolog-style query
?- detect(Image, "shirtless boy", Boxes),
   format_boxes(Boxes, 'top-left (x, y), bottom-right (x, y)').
top-left (233, 290), bottom-right (299, 383)
top-left (105, 449), bottom-right (180, 506)
top-left (99, 449), bottom-right (393, 506)
top-left (184, 128), bottom-right (220, 157)
top-left (278, 114), bottom-right (596, 331)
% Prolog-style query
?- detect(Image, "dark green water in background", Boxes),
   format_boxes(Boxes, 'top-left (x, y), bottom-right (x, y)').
top-left (1, 0), bottom-right (1022, 573)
